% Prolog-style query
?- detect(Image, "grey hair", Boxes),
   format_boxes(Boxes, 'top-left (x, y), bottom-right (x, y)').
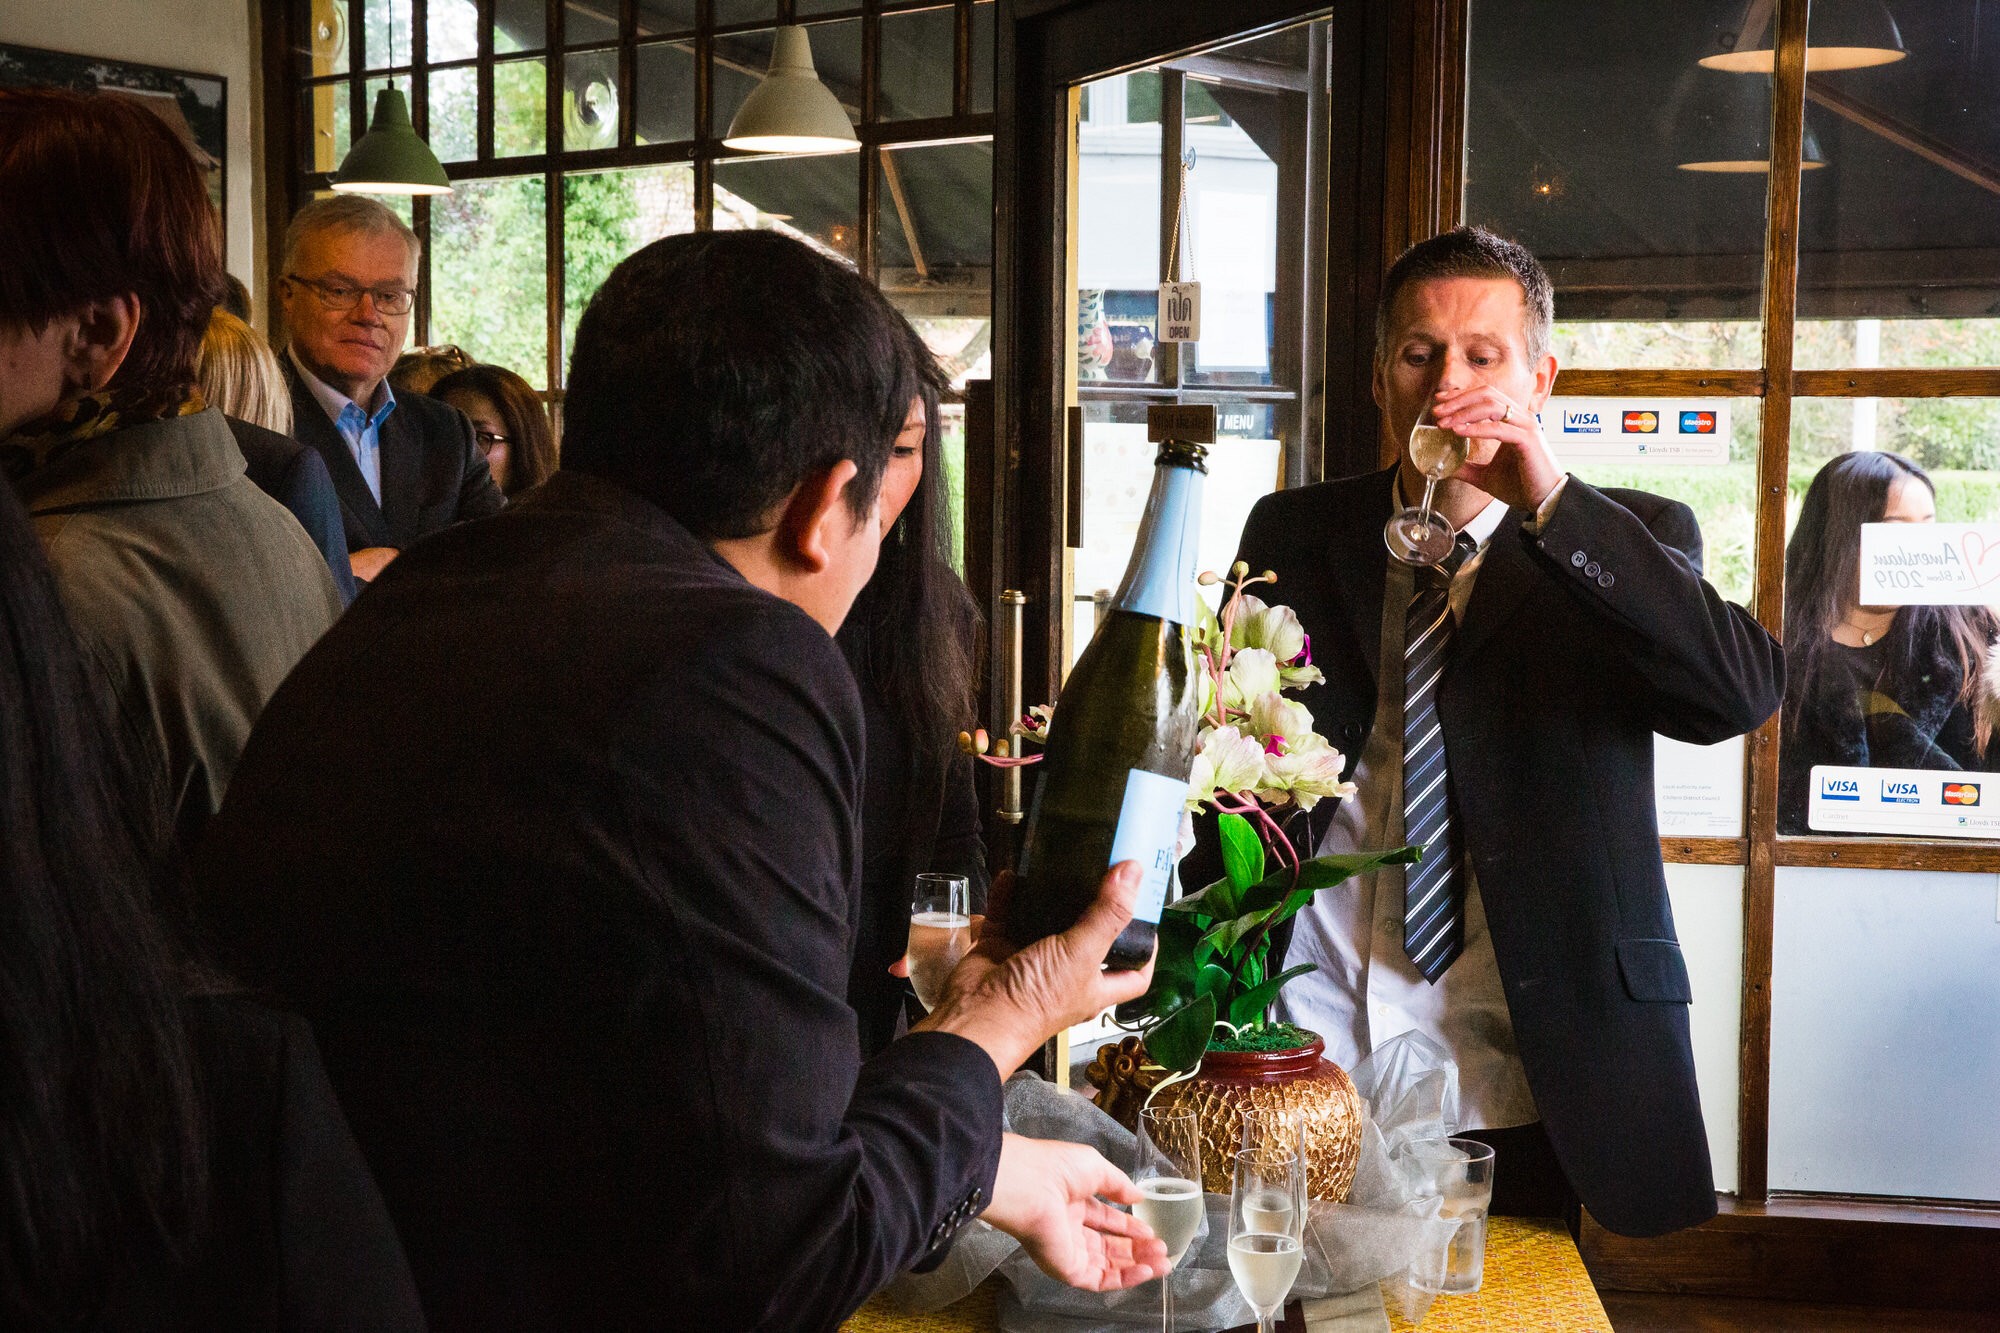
top-left (1374, 225), bottom-right (1555, 366)
top-left (281, 195), bottom-right (421, 275)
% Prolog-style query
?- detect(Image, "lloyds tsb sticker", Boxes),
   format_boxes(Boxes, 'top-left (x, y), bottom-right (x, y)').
top-left (1858, 522), bottom-right (2000, 607)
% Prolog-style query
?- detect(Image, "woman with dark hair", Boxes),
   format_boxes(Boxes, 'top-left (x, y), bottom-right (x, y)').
top-left (0, 474), bottom-right (423, 1329)
top-left (1779, 450), bottom-right (2000, 832)
top-left (839, 330), bottom-right (989, 1058)
top-left (430, 362), bottom-right (558, 496)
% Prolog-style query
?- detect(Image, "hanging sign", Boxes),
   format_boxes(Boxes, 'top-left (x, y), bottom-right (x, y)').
top-left (1808, 764), bottom-right (2000, 837)
top-left (1858, 522), bottom-right (2000, 606)
top-left (1158, 281), bottom-right (1201, 343)
top-left (1543, 398), bottom-right (1730, 464)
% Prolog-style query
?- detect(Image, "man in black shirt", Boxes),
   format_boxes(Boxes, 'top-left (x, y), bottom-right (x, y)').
top-left (197, 232), bottom-right (1167, 1330)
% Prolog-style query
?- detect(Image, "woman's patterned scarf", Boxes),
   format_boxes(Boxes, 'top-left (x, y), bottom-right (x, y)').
top-left (1, 383), bottom-right (207, 482)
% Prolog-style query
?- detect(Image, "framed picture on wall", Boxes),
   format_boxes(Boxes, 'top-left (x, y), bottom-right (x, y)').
top-left (0, 44), bottom-right (226, 248)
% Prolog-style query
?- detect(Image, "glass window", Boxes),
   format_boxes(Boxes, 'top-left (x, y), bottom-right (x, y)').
top-left (1077, 72), bottom-right (1162, 386)
top-left (713, 0), bottom-right (775, 26)
top-left (970, 3), bottom-right (995, 115)
top-left (1464, 4), bottom-right (1771, 368)
top-left (428, 0), bottom-right (480, 64)
top-left (878, 141), bottom-right (992, 389)
top-left (563, 2), bottom-right (619, 47)
top-left (363, 0), bottom-right (412, 70)
top-left (879, 7), bottom-right (956, 121)
top-left (427, 66), bottom-right (478, 162)
top-left (1182, 76), bottom-right (1278, 387)
top-left (430, 175), bottom-right (549, 387)
top-left (563, 49), bottom-right (620, 150)
top-left (635, 0), bottom-right (698, 39)
top-left (1793, 6), bottom-right (2000, 368)
top-left (636, 42), bottom-right (698, 144)
top-left (309, 0), bottom-right (350, 76)
top-left (495, 0), bottom-right (544, 54)
top-left (303, 82), bottom-right (351, 174)
top-left (713, 154), bottom-right (859, 264)
top-left (494, 58), bottom-right (547, 157)
top-left (562, 164), bottom-right (697, 373)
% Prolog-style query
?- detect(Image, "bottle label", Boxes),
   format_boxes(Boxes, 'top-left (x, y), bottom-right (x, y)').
top-left (1109, 768), bottom-right (1190, 925)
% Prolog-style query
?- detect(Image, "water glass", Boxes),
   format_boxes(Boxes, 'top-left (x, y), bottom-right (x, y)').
top-left (1406, 1137), bottom-right (1496, 1294)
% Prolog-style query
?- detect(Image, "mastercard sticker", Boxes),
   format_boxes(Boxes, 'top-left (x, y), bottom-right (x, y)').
top-left (1944, 782), bottom-right (1981, 806)
top-left (1622, 411), bottom-right (1658, 434)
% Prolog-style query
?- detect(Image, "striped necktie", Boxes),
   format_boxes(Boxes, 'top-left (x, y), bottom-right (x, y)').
top-left (1403, 532), bottom-right (1477, 984)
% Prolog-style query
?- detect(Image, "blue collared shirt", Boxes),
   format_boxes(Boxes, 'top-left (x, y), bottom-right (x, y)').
top-left (289, 348), bottom-right (397, 507)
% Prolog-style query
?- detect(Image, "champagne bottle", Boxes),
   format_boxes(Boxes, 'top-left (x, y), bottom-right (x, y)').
top-left (1013, 436), bottom-right (1207, 970)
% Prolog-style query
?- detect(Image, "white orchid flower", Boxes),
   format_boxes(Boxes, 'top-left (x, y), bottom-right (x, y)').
top-left (1221, 648), bottom-right (1281, 712)
top-left (1185, 724), bottom-right (1269, 811)
top-left (1261, 733), bottom-right (1356, 811)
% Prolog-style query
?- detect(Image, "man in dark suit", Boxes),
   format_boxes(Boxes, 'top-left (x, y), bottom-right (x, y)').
top-left (275, 196), bottom-right (503, 586)
top-left (196, 231), bottom-right (1169, 1330)
top-left (1234, 227), bottom-right (1782, 1238)
top-left (225, 415), bottom-right (358, 604)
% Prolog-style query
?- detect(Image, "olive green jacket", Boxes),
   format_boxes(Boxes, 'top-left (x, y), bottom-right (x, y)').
top-left (18, 407), bottom-right (343, 846)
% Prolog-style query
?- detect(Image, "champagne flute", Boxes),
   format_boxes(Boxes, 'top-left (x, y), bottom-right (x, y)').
top-left (904, 874), bottom-right (970, 1011)
top-left (1384, 412), bottom-right (1470, 566)
top-left (1236, 1110), bottom-right (1304, 1235)
top-left (1134, 1105), bottom-right (1204, 1333)
top-left (1228, 1145), bottom-right (1305, 1333)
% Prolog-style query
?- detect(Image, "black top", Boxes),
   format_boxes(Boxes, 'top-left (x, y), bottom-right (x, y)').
top-left (195, 471), bottom-right (1003, 1332)
top-left (835, 623), bottom-right (989, 1059)
top-left (99, 995), bottom-right (424, 1331)
top-left (226, 416), bottom-right (359, 605)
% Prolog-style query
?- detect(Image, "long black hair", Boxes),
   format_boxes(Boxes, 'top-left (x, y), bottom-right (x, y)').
top-left (1784, 450), bottom-right (1997, 754)
top-left (842, 326), bottom-right (981, 763)
top-left (0, 479), bottom-right (204, 1325)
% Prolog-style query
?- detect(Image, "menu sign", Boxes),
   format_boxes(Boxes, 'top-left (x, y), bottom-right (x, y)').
top-left (1858, 522), bottom-right (2000, 606)
top-left (1808, 764), bottom-right (2000, 838)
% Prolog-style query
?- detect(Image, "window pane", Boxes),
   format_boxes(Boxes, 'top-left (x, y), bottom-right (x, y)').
top-left (970, 2), bottom-right (995, 114)
top-left (431, 175), bottom-right (549, 387)
top-left (363, 0), bottom-right (411, 69)
top-left (428, 0), bottom-right (479, 63)
top-left (494, 58), bottom-right (546, 157)
top-left (563, 49), bottom-right (620, 151)
top-left (635, 0), bottom-right (697, 38)
top-left (427, 66), bottom-right (477, 162)
top-left (1778, 401), bottom-right (2000, 836)
top-left (1077, 71), bottom-right (1161, 384)
top-left (1794, 7), bottom-right (2000, 367)
top-left (303, 82), bottom-right (351, 174)
top-left (1771, 867), bottom-right (2000, 1202)
top-left (878, 6), bottom-right (955, 122)
top-left (879, 140), bottom-right (992, 389)
top-left (796, 0), bottom-right (855, 16)
top-left (712, 153), bottom-right (860, 264)
top-left (495, 0), bottom-right (544, 53)
top-left (1182, 75), bottom-right (1279, 387)
top-left (1464, 2), bottom-right (1771, 368)
top-left (562, 165), bottom-right (697, 375)
top-left (563, 2), bottom-right (619, 46)
top-left (713, 24), bottom-right (860, 140)
top-left (635, 41), bottom-right (697, 145)
top-left (309, 0), bottom-right (350, 77)
top-left (713, 0), bottom-right (775, 25)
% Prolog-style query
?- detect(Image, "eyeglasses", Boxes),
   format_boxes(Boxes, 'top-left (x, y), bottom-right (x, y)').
top-left (474, 429), bottom-right (512, 454)
top-left (286, 273), bottom-right (415, 317)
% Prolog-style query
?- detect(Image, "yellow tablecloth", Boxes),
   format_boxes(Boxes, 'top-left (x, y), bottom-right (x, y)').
top-left (841, 1217), bottom-right (1611, 1333)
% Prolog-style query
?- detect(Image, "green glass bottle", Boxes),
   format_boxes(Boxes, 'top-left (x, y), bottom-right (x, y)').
top-left (1013, 439), bottom-right (1207, 970)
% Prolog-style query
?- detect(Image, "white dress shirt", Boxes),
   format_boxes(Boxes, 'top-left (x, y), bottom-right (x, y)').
top-left (290, 348), bottom-right (395, 507)
top-left (1276, 477), bottom-right (1568, 1131)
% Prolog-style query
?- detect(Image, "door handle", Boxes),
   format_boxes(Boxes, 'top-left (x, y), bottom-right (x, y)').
top-left (997, 589), bottom-right (1027, 824)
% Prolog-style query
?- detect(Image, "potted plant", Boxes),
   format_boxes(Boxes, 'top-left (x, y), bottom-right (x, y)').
top-left (972, 564), bottom-right (1418, 1199)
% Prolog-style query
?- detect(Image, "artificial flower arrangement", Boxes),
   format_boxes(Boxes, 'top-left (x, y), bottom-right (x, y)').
top-left (967, 563), bottom-right (1417, 1074)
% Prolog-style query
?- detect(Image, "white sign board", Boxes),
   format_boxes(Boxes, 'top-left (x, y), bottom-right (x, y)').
top-left (1544, 398), bottom-right (1730, 464)
top-left (1858, 522), bottom-right (2000, 606)
top-left (1158, 281), bottom-right (1201, 342)
top-left (1655, 733), bottom-right (1745, 837)
top-left (1808, 764), bottom-right (2000, 838)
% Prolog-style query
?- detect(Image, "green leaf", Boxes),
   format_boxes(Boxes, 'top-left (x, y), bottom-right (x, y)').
top-left (1232, 847), bottom-right (1421, 917)
top-left (1145, 994), bottom-right (1216, 1074)
top-left (1200, 907), bottom-right (1274, 957)
top-left (1195, 962), bottom-right (1233, 1004)
top-left (1228, 963), bottom-right (1316, 1027)
top-left (1219, 813), bottom-right (1266, 891)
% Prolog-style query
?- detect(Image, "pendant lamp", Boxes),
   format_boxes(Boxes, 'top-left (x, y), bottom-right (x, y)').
top-left (1677, 71), bottom-right (1828, 173)
top-left (723, 26), bottom-right (860, 154)
top-left (331, 89), bottom-right (453, 195)
top-left (1700, 0), bottom-right (1906, 73)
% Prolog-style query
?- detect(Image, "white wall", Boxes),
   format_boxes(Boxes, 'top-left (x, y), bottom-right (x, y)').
top-left (1665, 862), bottom-right (1744, 1196)
top-left (0, 0), bottom-right (264, 306)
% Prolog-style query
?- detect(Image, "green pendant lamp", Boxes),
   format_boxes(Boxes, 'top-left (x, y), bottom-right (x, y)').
top-left (723, 26), bottom-right (860, 154)
top-left (332, 89), bottom-right (453, 195)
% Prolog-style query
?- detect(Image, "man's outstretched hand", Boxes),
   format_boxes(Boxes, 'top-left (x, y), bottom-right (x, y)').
top-left (981, 1133), bottom-right (1171, 1291)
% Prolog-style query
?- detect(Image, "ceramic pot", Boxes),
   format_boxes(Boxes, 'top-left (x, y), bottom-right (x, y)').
top-left (1149, 1034), bottom-right (1364, 1201)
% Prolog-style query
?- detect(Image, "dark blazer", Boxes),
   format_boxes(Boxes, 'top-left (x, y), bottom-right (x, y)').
top-left (1231, 469), bottom-right (1782, 1238)
top-left (101, 995), bottom-right (425, 1331)
top-left (282, 358), bottom-right (505, 555)
top-left (195, 471), bottom-right (1003, 1332)
top-left (226, 415), bottom-right (359, 605)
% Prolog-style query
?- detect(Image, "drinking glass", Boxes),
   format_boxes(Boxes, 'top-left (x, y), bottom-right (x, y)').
top-left (1383, 414), bottom-right (1470, 566)
top-left (904, 874), bottom-right (970, 1011)
top-left (1134, 1105), bottom-right (1203, 1333)
top-left (1237, 1109), bottom-right (1305, 1231)
top-left (1406, 1137), bottom-right (1496, 1294)
top-left (1228, 1146), bottom-right (1304, 1333)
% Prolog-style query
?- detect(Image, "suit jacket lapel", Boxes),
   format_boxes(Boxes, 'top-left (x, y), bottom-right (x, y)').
top-left (377, 404), bottom-right (420, 546)
top-left (284, 360), bottom-right (391, 547)
top-left (1454, 508), bottom-right (1537, 662)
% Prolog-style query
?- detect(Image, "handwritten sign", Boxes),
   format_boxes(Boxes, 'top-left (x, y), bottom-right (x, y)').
top-left (1158, 281), bottom-right (1201, 342)
top-left (1858, 523), bottom-right (2000, 606)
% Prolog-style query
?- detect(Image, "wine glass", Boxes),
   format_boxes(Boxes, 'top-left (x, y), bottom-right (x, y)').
top-left (1229, 1145), bottom-right (1305, 1333)
top-left (904, 874), bottom-right (970, 1012)
top-left (1237, 1109), bottom-right (1305, 1232)
top-left (1134, 1105), bottom-right (1204, 1333)
top-left (1384, 413), bottom-right (1470, 566)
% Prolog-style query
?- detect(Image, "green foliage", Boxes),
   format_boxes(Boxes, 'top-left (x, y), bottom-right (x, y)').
top-left (1146, 995), bottom-right (1214, 1074)
top-left (1218, 815), bottom-right (1265, 897)
top-left (429, 177), bottom-right (548, 386)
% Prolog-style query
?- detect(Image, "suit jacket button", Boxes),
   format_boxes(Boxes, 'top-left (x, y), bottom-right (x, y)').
top-left (1598, 571), bottom-right (1615, 588)
top-left (1570, 550), bottom-right (1587, 568)
top-left (1584, 561), bottom-right (1601, 578)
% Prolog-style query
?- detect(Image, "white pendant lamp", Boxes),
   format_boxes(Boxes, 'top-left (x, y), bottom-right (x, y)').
top-left (723, 26), bottom-right (860, 154)
top-left (1699, 0), bottom-right (1907, 73)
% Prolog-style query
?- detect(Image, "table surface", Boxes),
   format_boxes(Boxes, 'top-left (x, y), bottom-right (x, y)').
top-left (842, 1216), bottom-right (1613, 1333)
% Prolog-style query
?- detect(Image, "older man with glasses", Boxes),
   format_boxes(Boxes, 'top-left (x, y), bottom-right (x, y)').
top-left (278, 197), bottom-right (504, 585)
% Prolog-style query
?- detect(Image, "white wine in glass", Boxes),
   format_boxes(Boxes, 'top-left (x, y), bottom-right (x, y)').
top-left (1228, 1146), bottom-right (1305, 1333)
top-left (1384, 418), bottom-right (1470, 566)
top-left (1135, 1105), bottom-right (1204, 1333)
top-left (904, 874), bottom-right (970, 1011)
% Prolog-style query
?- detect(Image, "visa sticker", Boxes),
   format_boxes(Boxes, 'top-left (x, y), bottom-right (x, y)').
top-left (1562, 410), bottom-right (1601, 434)
top-left (1820, 775), bottom-right (1860, 801)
